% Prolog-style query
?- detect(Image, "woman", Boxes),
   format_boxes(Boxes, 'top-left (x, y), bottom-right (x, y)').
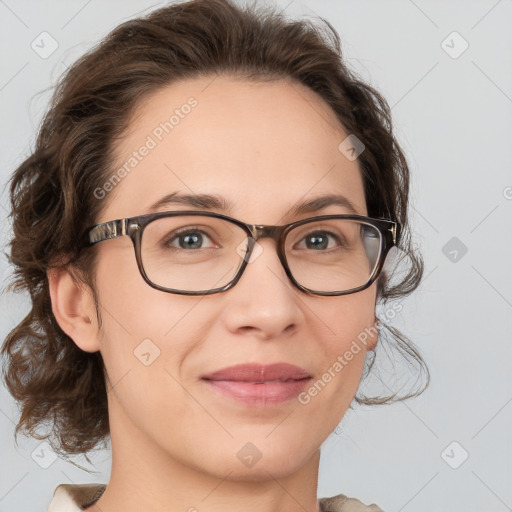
top-left (1, 0), bottom-right (428, 511)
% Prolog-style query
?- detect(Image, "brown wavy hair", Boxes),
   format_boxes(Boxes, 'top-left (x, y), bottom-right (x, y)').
top-left (1, 0), bottom-right (429, 464)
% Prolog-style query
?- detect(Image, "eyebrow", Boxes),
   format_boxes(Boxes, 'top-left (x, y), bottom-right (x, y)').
top-left (148, 192), bottom-right (360, 217)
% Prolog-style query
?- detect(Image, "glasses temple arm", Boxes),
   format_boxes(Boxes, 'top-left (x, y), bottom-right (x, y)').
top-left (87, 219), bottom-right (128, 245)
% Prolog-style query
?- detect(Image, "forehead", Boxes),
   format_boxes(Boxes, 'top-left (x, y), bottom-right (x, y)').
top-left (101, 75), bottom-right (366, 222)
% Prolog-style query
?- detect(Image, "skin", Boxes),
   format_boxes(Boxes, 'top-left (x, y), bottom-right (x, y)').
top-left (48, 75), bottom-right (379, 512)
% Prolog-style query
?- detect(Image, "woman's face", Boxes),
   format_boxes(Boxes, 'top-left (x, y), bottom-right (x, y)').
top-left (88, 75), bottom-right (378, 480)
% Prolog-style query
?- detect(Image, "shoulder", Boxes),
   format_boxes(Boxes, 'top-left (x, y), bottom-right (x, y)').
top-left (319, 493), bottom-right (385, 512)
top-left (48, 483), bottom-right (106, 511)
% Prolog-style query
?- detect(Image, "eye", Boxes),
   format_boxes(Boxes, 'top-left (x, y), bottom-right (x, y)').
top-left (295, 230), bottom-right (344, 251)
top-left (163, 228), bottom-right (218, 250)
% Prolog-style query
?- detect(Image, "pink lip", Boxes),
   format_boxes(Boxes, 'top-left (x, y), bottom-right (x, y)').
top-left (201, 363), bottom-right (312, 407)
top-left (201, 362), bottom-right (311, 382)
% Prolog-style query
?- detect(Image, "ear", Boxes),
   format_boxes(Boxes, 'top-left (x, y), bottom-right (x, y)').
top-left (47, 266), bottom-right (100, 352)
top-left (365, 316), bottom-right (379, 352)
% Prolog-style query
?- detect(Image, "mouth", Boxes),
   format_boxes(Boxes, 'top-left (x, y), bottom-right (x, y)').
top-left (200, 362), bottom-right (312, 406)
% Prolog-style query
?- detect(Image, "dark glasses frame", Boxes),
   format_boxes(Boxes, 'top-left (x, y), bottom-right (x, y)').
top-left (84, 210), bottom-right (400, 296)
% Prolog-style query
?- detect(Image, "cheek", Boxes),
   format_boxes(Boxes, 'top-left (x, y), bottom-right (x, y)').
top-left (94, 243), bottom-right (203, 338)
top-left (297, 289), bottom-right (377, 417)
top-left (94, 280), bottom-right (205, 445)
top-left (93, 247), bottom-right (211, 389)
top-left (316, 286), bottom-right (377, 356)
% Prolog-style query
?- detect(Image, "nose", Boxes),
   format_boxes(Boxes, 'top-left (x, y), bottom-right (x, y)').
top-left (221, 237), bottom-right (304, 340)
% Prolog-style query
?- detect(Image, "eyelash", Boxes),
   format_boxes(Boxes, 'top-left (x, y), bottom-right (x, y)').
top-left (162, 226), bottom-right (346, 251)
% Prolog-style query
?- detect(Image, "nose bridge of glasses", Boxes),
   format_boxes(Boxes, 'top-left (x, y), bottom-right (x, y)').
top-left (249, 224), bottom-right (285, 242)
top-left (242, 224), bottom-right (291, 284)
top-left (243, 225), bottom-right (289, 266)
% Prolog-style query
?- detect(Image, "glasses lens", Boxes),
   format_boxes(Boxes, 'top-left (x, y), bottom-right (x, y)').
top-left (141, 215), bottom-right (249, 292)
top-left (284, 218), bottom-right (382, 293)
top-left (140, 215), bottom-right (382, 294)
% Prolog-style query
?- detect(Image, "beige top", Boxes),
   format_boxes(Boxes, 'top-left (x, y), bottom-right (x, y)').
top-left (47, 483), bottom-right (384, 511)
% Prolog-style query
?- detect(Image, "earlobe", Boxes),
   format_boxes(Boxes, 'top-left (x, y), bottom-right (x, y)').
top-left (47, 267), bottom-right (100, 353)
top-left (366, 316), bottom-right (380, 352)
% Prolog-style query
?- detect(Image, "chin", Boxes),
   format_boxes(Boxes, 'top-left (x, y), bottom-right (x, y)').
top-left (202, 442), bottom-right (315, 482)
top-left (221, 460), bottom-right (305, 482)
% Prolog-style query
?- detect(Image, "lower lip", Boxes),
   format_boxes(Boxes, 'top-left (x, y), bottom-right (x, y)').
top-left (202, 378), bottom-right (312, 406)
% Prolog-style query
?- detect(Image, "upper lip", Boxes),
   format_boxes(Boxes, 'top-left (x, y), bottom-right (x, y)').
top-left (201, 362), bottom-right (312, 382)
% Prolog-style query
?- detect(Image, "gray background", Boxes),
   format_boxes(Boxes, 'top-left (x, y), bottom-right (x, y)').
top-left (1, 1), bottom-right (511, 511)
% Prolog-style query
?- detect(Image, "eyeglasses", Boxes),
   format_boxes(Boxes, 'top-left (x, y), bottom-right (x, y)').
top-left (84, 211), bottom-right (400, 296)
